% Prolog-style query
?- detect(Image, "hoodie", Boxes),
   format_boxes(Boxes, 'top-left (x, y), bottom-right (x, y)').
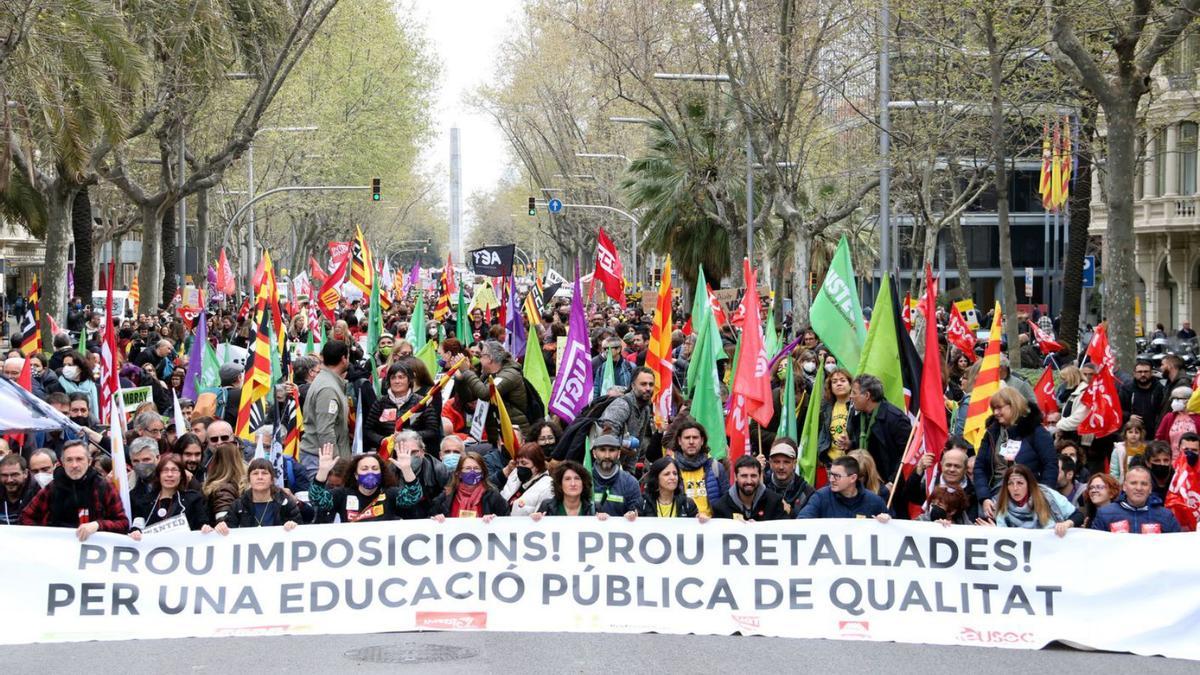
top-left (711, 483), bottom-right (788, 521)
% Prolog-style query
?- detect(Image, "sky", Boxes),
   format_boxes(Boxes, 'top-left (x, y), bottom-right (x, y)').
top-left (409, 0), bottom-right (524, 244)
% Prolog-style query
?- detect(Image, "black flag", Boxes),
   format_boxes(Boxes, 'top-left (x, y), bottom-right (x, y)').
top-left (469, 244), bottom-right (516, 276)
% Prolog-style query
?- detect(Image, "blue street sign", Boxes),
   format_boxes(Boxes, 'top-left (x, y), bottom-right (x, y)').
top-left (1082, 255), bottom-right (1095, 288)
top-left (548, 198), bottom-right (563, 213)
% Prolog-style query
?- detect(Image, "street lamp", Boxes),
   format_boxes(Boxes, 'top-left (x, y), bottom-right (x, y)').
top-left (575, 150), bottom-right (640, 285)
top-left (652, 72), bottom-right (755, 263)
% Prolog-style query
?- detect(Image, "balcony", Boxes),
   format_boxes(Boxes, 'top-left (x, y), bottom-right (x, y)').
top-left (1090, 195), bottom-right (1200, 234)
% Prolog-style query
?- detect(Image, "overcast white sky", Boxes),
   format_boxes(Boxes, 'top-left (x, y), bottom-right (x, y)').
top-left (410, 0), bottom-right (524, 243)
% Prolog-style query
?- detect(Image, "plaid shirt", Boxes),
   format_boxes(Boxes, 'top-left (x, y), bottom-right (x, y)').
top-left (1038, 315), bottom-right (1054, 336)
top-left (20, 474), bottom-right (129, 533)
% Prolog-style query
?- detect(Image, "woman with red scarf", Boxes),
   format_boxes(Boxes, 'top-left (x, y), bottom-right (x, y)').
top-left (430, 451), bottom-right (509, 520)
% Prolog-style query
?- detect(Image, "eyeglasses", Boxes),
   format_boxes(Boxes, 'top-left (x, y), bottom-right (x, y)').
top-left (208, 434), bottom-right (232, 444)
top-left (828, 473), bottom-right (850, 481)
top-left (146, 427), bottom-right (164, 436)
top-left (1087, 486), bottom-right (1108, 493)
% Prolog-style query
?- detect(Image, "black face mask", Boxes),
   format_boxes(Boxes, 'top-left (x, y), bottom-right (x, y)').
top-left (1186, 450), bottom-right (1198, 467)
top-left (928, 505), bottom-right (948, 521)
top-left (516, 466), bottom-right (534, 483)
top-left (69, 416), bottom-right (91, 428)
top-left (1150, 464), bottom-right (1172, 481)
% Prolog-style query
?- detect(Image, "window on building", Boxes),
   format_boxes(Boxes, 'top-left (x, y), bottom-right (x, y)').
top-left (1155, 128), bottom-right (1168, 196)
top-left (1181, 122), bottom-right (1198, 194)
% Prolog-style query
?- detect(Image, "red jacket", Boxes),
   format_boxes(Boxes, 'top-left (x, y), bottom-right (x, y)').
top-left (20, 468), bottom-right (129, 533)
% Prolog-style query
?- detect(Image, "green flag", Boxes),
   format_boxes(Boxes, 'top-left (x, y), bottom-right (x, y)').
top-left (686, 268), bottom-right (714, 395)
top-left (856, 273), bottom-right (905, 410)
top-left (305, 328), bottom-right (315, 355)
top-left (320, 323), bottom-right (327, 346)
top-left (414, 339), bottom-right (438, 376)
top-left (407, 294), bottom-right (427, 352)
top-left (367, 270), bottom-right (383, 357)
top-left (267, 321), bottom-right (282, 385)
top-left (778, 358), bottom-right (798, 442)
top-left (523, 332), bottom-right (552, 406)
top-left (797, 363), bottom-right (824, 484)
top-left (600, 350), bottom-right (615, 393)
top-left (687, 268), bottom-right (728, 460)
top-left (456, 286), bottom-right (470, 345)
top-left (200, 342), bottom-right (221, 388)
top-left (809, 236), bottom-right (866, 368)
top-left (764, 301), bottom-right (781, 358)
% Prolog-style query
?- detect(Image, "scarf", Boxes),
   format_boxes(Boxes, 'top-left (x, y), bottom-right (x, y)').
top-left (675, 451), bottom-right (711, 472)
top-left (48, 466), bottom-right (100, 527)
top-left (451, 482), bottom-right (484, 517)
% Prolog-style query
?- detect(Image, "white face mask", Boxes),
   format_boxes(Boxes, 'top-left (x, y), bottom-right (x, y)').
top-left (33, 472), bottom-right (53, 488)
top-left (61, 365), bottom-right (80, 381)
top-left (824, 363), bottom-right (837, 374)
top-left (802, 361), bottom-right (817, 375)
top-left (1172, 399), bottom-right (1187, 413)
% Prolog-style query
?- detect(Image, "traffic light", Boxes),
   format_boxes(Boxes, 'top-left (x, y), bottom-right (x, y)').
top-left (372, 178), bottom-right (381, 201)
top-left (528, 196), bottom-right (536, 216)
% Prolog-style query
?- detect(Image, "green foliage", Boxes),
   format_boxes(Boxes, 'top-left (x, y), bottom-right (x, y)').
top-left (0, 170), bottom-right (48, 238)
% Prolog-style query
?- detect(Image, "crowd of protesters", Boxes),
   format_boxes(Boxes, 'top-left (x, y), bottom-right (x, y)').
top-left (1, 284), bottom-right (1196, 540)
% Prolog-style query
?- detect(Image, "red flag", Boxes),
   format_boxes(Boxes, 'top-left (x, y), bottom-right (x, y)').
top-left (444, 252), bottom-right (457, 296)
top-left (317, 255), bottom-right (350, 324)
top-left (946, 305), bottom-right (976, 360)
top-left (1166, 452), bottom-right (1200, 532)
top-left (180, 305), bottom-right (200, 331)
top-left (918, 265), bottom-right (948, 488)
top-left (217, 249), bottom-right (236, 295)
top-left (17, 358), bottom-right (32, 393)
top-left (99, 262), bottom-right (121, 426)
top-left (308, 256), bottom-right (329, 284)
top-left (901, 292), bottom-right (913, 332)
top-left (1027, 320), bottom-right (1064, 355)
top-left (1078, 325), bottom-right (1122, 436)
top-left (46, 313), bottom-right (62, 338)
top-left (725, 260), bottom-right (773, 474)
top-left (1034, 367), bottom-right (1059, 415)
top-left (706, 284), bottom-right (729, 326)
top-left (328, 241), bottom-right (351, 271)
top-left (236, 297), bottom-right (251, 322)
top-left (592, 228), bottom-right (626, 307)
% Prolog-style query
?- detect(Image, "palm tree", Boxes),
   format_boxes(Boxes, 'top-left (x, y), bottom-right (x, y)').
top-left (619, 98), bottom-right (748, 293)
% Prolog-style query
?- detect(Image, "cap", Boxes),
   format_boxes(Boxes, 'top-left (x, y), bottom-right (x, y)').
top-left (768, 444), bottom-right (797, 459)
top-left (592, 433), bottom-right (622, 449)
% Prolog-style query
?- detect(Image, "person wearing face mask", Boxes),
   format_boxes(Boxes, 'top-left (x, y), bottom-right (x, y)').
top-left (1090, 465), bottom-right (1181, 533)
top-left (309, 443), bottom-right (422, 522)
top-left (439, 435), bottom-right (466, 470)
top-left (0, 455), bottom-right (37, 525)
top-left (47, 351), bottom-right (99, 418)
top-left (1142, 442), bottom-right (1176, 501)
top-left (915, 485), bottom-right (972, 525)
top-left (500, 443), bottom-right (553, 516)
top-left (21, 441), bottom-right (129, 540)
top-left (128, 455), bottom-right (210, 540)
top-left (430, 451), bottom-right (509, 520)
top-left (1154, 386), bottom-right (1200, 457)
top-left (526, 419), bottom-right (562, 460)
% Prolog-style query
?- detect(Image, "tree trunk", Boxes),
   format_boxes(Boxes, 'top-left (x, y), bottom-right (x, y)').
top-left (947, 213), bottom-right (972, 301)
top-left (1058, 105), bottom-right (1095, 358)
top-left (1099, 98), bottom-right (1138, 369)
top-left (161, 205), bottom-right (177, 303)
top-left (42, 182), bottom-right (76, 339)
top-left (195, 187), bottom-right (210, 283)
top-left (985, 13), bottom-right (1021, 365)
top-left (138, 202), bottom-right (163, 313)
top-left (71, 186), bottom-right (94, 303)
top-left (790, 224), bottom-right (812, 328)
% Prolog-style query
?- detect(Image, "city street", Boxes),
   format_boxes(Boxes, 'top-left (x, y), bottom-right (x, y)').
top-left (5, 631), bottom-right (1196, 674)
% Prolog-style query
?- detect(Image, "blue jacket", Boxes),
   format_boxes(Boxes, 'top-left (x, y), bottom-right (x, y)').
top-left (591, 355), bottom-right (635, 397)
top-left (591, 467), bottom-right (644, 516)
top-left (1090, 493), bottom-right (1182, 533)
top-left (797, 484), bottom-right (888, 519)
top-left (973, 407), bottom-right (1058, 501)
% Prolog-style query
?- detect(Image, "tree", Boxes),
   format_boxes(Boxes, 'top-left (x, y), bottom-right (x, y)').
top-left (1049, 0), bottom-right (1200, 367)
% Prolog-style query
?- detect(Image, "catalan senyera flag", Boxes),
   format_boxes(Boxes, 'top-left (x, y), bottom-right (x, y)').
top-left (235, 303), bottom-right (275, 441)
top-left (963, 302), bottom-right (1004, 451)
top-left (1039, 120), bottom-right (1053, 210)
top-left (376, 260), bottom-right (392, 313)
top-left (433, 264), bottom-right (451, 321)
top-left (646, 255), bottom-right (674, 427)
top-left (18, 275), bottom-right (41, 356)
top-left (349, 225), bottom-right (374, 295)
top-left (523, 290), bottom-right (542, 330)
top-left (128, 273), bottom-right (140, 311)
top-left (1050, 118), bottom-right (1064, 210)
top-left (1060, 114), bottom-right (1072, 204)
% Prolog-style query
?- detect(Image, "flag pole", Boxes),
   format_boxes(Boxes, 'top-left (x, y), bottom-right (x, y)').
top-left (886, 413), bottom-right (922, 511)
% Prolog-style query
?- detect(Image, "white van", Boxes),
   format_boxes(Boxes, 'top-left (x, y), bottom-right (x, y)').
top-left (91, 290), bottom-right (135, 321)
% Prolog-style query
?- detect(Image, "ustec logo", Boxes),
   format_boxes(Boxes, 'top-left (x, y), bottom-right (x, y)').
top-left (415, 612), bottom-right (488, 630)
top-left (838, 620), bottom-right (871, 639)
top-left (956, 627), bottom-right (1034, 644)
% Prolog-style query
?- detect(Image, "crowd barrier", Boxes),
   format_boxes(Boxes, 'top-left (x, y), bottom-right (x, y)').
top-left (0, 519), bottom-right (1197, 660)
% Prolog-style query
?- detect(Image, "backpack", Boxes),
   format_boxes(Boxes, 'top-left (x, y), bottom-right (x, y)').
top-left (520, 376), bottom-right (546, 424)
top-left (551, 395), bottom-right (620, 463)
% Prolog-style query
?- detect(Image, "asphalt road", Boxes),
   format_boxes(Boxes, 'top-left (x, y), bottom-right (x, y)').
top-left (4, 632), bottom-right (1196, 674)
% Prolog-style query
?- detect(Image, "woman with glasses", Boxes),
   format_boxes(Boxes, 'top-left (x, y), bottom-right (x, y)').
top-left (129, 454), bottom-right (211, 540)
top-left (1081, 473), bottom-right (1120, 528)
top-left (972, 387), bottom-right (1057, 521)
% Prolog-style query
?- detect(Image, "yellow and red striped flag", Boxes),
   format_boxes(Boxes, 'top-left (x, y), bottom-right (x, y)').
top-left (963, 301), bottom-right (1004, 450)
top-left (349, 225), bottom-right (374, 295)
top-left (1038, 120), bottom-right (1053, 210)
top-left (1059, 114), bottom-right (1072, 206)
top-left (18, 275), bottom-right (42, 356)
top-left (1050, 119), bottom-right (1064, 210)
top-left (128, 272), bottom-right (139, 312)
top-left (235, 302), bottom-right (275, 441)
top-left (252, 251), bottom-right (285, 350)
top-left (433, 265), bottom-right (451, 321)
top-left (646, 255), bottom-right (674, 426)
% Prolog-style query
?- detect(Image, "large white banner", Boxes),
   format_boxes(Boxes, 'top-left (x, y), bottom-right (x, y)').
top-left (1, 520), bottom-right (1197, 659)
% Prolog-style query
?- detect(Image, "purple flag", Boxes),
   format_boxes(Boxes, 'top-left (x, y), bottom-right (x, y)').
top-left (67, 265), bottom-right (75, 299)
top-left (548, 264), bottom-right (594, 422)
top-left (181, 309), bottom-right (207, 400)
top-left (407, 265), bottom-right (420, 294)
top-left (504, 274), bottom-right (526, 357)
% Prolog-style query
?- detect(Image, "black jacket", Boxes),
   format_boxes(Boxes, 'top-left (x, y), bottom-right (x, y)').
top-left (1119, 379), bottom-right (1166, 434)
top-left (222, 490), bottom-right (304, 528)
top-left (764, 473), bottom-right (815, 516)
top-left (429, 488), bottom-right (511, 517)
top-left (846, 400), bottom-right (913, 482)
top-left (636, 493), bottom-right (700, 518)
top-left (129, 489), bottom-right (210, 531)
top-left (710, 485), bottom-right (788, 521)
top-left (365, 387), bottom-right (442, 454)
